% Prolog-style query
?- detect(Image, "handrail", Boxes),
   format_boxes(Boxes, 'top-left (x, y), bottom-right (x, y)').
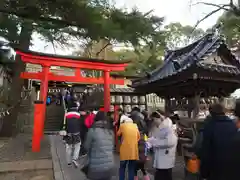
top-left (62, 94), bottom-right (67, 130)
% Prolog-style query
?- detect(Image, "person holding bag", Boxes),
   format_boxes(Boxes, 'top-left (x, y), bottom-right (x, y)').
top-left (147, 110), bottom-right (178, 180)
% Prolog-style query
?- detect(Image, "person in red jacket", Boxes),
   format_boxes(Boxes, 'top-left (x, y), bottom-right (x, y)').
top-left (85, 110), bottom-right (98, 128)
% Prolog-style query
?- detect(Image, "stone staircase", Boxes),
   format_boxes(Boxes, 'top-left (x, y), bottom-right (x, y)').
top-left (44, 103), bottom-right (65, 132)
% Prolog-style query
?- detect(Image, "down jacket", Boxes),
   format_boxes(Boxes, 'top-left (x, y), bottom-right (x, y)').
top-left (84, 121), bottom-right (115, 180)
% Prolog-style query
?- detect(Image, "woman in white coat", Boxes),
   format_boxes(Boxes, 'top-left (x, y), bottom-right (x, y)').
top-left (147, 111), bottom-right (178, 180)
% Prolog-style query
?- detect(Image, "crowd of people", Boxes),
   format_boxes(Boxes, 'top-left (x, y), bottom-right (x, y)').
top-left (60, 89), bottom-right (240, 180)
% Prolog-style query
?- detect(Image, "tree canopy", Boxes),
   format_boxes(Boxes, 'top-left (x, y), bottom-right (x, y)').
top-left (218, 11), bottom-right (240, 50)
top-left (0, 0), bottom-right (164, 48)
top-left (164, 22), bottom-right (205, 49)
top-left (108, 23), bottom-right (205, 76)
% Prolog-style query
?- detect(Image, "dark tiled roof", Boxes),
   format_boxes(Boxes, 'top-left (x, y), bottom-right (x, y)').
top-left (132, 32), bottom-right (240, 87)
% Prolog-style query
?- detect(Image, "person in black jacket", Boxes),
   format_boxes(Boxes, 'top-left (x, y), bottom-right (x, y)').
top-left (130, 107), bottom-right (147, 134)
top-left (200, 103), bottom-right (237, 180)
top-left (226, 99), bottom-right (240, 180)
top-left (79, 107), bottom-right (88, 156)
top-left (63, 102), bottom-right (81, 167)
top-left (142, 110), bottom-right (152, 136)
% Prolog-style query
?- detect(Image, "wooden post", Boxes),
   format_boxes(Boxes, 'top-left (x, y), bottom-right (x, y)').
top-left (193, 94), bottom-right (200, 119)
top-left (103, 70), bottom-right (110, 112)
top-left (165, 97), bottom-right (171, 113)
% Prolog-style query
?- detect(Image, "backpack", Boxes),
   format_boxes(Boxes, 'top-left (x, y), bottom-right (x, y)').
top-left (85, 113), bottom-right (95, 128)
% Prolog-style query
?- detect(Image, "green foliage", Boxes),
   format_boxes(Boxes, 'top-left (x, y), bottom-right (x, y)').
top-left (164, 22), bottom-right (205, 49)
top-left (218, 12), bottom-right (240, 48)
top-left (0, 0), bottom-right (165, 48)
top-left (114, 45), bottom-right (164, 76)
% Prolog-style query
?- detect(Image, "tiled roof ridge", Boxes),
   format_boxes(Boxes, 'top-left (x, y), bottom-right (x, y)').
top-left (131, 32), bottom-right (237, 87)
top-left (149, 32), bottom-right (217, 76)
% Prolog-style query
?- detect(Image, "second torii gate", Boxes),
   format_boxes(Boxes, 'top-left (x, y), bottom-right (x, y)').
top-left (16, 49), bottom-right (129, 152)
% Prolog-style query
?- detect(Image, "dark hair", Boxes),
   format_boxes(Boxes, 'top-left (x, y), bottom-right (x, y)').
top-left (94, 111), bottom-right (105, 122)
top-left (132, 107), bottom-right (140, 112)
top-left (156, 109), bottom-right (167, 116)
top-left (107, 111), bottom-right (114, 117)
top-left (67, 101), bottom-right (78, 112)
top-left (94, 111), bottom-right (112, 130)
top-left (234, 99), bottom-right (240, 118)
top-left (151, 111), bottom-right (161, 118)
top-left (209, 103), bottom-right (225, 116)
top-left (141, 110), bottom-right (148, 117)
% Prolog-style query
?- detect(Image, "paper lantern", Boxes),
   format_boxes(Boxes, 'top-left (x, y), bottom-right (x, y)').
top-left (139, 96), bottom-right (146, 104)
top-left (132, 96), bottom-right (138, 103)
top-left (124, 105), bottom-right (131, 113)
top-left (124, 96), bottom-right (131, 103)
top-left (140, 105), bottom-right (146, 111)
top-left (116, 96), bottom-right (123, 103)
top-left (110, 96), bottom-right (115, 103)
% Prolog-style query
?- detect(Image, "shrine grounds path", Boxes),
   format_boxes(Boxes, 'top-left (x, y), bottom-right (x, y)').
top-left (50, 135), bottom-right (184, 180)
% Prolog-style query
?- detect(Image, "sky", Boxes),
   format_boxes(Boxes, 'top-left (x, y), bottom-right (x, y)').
top-left (31, 0), bottom-right (233, 55)
top-left (29, 0), bottom-right (240, 97)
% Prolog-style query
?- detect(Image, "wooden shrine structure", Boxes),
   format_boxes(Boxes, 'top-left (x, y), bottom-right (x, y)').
top-left (16, 49), bottom-right (129, 152)
top-left (83, 87), bottom-right (147, 113)
top-left (131, 31), bottom-right (240, 117)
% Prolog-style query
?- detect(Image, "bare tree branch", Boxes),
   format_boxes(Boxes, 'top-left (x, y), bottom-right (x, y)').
top-left (193, 6), bottom-right (226, 29)
top-left (195, 2), bottom-right (230, 11)
top-left (95, 41), bottom-right (111, 57)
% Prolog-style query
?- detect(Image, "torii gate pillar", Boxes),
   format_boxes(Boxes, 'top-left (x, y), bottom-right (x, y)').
top-left (104, 70), bottom-right (110, 112)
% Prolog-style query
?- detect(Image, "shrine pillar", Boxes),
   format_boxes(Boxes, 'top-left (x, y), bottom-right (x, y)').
top-left (103, 70), bottom-right (110, 112)
top-left (39, 66), bottom-right (50, 137)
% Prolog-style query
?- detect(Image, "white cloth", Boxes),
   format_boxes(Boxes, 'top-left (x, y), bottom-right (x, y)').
top-left (120, 115), bottom-right (133, 124)
top-left (163, 117), bottom-right (173, 128)
top-left (147, 122), bottom-right (178, 169)
top-left (92, 111), bottom-right (98, 115)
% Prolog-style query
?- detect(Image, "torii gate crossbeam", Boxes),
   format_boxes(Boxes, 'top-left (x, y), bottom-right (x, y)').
top-left (16, 49), bottom-right (130, 152)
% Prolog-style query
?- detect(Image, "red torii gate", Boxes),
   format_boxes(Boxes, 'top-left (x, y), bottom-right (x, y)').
top-left (16, 49), bottom-right (129, 152)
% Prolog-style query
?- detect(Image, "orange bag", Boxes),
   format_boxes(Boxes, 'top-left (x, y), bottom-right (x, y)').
top-left (186, 157), bottom-right (200, 174)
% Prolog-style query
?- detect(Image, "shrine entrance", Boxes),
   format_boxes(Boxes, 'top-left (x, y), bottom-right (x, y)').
top-left (16, 49), bottom-right (129, 152)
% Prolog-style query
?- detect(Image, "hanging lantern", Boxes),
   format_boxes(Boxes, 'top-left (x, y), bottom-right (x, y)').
top-left (110, 96), bottom-right (115, 103)
top-left (139, 96), bottom-right (146, 104)
top-left (124, 96), bottom-right (131, 104)
top-left (124, 105), bottom-right (131, 113)
top-left (132, 96), bottom-right (138, 104)
top-left (140, 105), bottom-right (146, 111)
top-left (116, 96), bottom-right (123, 103)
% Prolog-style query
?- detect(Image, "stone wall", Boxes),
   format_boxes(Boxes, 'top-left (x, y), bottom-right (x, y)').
top-left (16, 87), bottom-right (36, 134)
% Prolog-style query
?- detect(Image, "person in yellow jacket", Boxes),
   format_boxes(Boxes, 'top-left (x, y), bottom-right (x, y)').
top-left (117, 115), bottom-right (140, 180)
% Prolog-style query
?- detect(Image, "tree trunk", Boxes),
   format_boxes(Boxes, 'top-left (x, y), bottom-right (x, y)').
top-left (0, 21), bottom-right (33, 137)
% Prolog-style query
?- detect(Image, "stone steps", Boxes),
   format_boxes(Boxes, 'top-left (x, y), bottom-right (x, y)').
top-left (44, 104), bottom-right (64, 131)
